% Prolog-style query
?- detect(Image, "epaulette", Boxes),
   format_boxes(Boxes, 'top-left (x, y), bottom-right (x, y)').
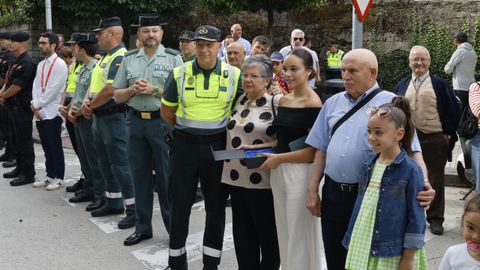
top-left (124, 48), bottom-right (140, 57)
top-left (165, 48), bottom-right (180, 56)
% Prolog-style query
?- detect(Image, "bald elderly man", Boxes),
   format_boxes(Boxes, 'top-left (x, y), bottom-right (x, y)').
top-left (226, 41), bottom-right (245, 69)
top-left (305, 48), bottom-right (435, 270)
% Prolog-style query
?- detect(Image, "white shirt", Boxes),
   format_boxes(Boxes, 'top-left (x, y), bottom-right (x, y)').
top-left (32, 53), bottom-right (68, 120)
top-left (218, 37), bottom-right (252, 58)
top-left (438, 243), bottom-right (480, 270)
top-left (279, 45), bottom-right (319, 88)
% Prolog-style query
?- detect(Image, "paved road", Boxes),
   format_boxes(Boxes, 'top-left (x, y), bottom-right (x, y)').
top-left (0, 143), bottom-right (471, 269)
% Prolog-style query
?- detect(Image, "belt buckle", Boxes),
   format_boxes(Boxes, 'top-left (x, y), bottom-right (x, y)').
top-left (340, 183), bottom-right (352, 192)
top-left (141, 112), bottom-right (151, 120)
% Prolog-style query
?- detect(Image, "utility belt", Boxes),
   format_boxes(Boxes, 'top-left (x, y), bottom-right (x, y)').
top-left (128, 107), bottom-right (161, 120)
top-left (93, 104), bottom-right (126, 117)
top-left (325, 175), bottom-right (358, 193)
top-left (173, 129), bottom-right (226, 144)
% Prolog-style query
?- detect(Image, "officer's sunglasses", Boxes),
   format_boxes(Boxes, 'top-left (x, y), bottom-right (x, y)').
top-left (293, 37), bottom-right (304, 42)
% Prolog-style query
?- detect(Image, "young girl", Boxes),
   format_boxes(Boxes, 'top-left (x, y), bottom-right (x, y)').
top-left (343, 97), bottom-right (428, 269)
top-left (438, 194), bottom-right (480, 269)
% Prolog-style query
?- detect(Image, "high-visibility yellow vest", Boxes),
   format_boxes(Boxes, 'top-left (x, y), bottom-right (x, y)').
top-left (172, 61), bottom-right (240, 129)
top-left (66, 62), bottom-right (83, 95)
top-left (89, 47), bottom-right (127, 94)
top-left (327, 49), bottom-right (344, 68)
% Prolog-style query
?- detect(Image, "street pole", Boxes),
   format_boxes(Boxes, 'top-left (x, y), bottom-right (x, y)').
top-left (45, 0), bottom-right (52, 32)
top-left (352, 6), bottom-right (363, 49)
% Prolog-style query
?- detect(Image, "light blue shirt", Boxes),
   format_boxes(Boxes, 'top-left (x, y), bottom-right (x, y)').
top-left (306, 83), bottom-right (422, 183)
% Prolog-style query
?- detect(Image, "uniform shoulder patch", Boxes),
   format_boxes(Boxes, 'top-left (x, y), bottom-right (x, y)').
top-left (165, 48), bottom-right (180, 56)
top-left (124, 48), bottom-right (140, 57)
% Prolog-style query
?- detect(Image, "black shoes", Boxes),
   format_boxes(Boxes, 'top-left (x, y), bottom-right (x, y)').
top-left (123, 232), bottom-right (152, 246)
top-left (86, 198), bottom-right (105, 212)
top-left (91, 205), bottom-right (124, 217)
top-left (163, 263), bottom-right (188, 270)
top-left (430, 222), bottom-right (444, 235)
top-left (0, 153), bottom-right (10, 162)
top-left (69, 192), bottom-right (94, 203)
top-left (2, 159), bottom-right (16, 168)
top-left (10, 175), bottom-right (35, 186)
top-left (66, 178), bottom-right (84, 193)
top-left (118, 215), bottom-right (136, 229)
top-left (3, 169), bottom-right (20, 179)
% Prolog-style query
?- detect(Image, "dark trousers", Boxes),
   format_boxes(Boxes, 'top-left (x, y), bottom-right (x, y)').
top-left (36, 116), bottom-right (65, 179)
top-left (418, 130), bottom-right (447, 225)
top-left (126, 112), bottom-right (171, 234)
top-left (455, 90), bottom-right (472, 168)
top-left (168, 135), bottom-right (228, 268)
top-left (0, 106), bottom-right (15, 158)
top-left (13, 107), bottom-right (35, 177)
top-left (74, 117), bottom-right (105, 199)
top-left (64, 98), bottom-right (78, 155)
top-left (229, 186), bottom-right (280, 270)
top-left (321, 176), bottom-right (357, 270)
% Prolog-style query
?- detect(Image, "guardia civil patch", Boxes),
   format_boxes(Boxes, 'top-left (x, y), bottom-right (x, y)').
top-left (187, 76), bottom-right (194, 85)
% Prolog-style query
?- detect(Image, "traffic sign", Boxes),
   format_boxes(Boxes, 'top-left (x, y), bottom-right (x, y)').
top-left (352, 0), bottom-right (373, 22)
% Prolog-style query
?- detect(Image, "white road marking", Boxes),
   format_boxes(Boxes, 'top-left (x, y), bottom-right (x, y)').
top-left (132, 222), bottom-right (234, 270)
top-left (89, 215), bottom-right (125, 234)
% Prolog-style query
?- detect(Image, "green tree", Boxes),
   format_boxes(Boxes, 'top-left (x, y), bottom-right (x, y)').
top-left (0, 0), bottom-right (31, 27)
top-left (201, 0), bottom-right (326, 29)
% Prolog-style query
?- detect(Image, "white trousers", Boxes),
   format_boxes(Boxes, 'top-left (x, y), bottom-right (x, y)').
top-left (271, 163), bottom-right (321, 270)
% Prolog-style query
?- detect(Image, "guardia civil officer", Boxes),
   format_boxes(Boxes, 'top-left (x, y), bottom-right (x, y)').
top-left (161, 25), bottom-right (243, 270)
top-left (0, 32), bottom-right (36, 186)
top-left (178, 30), bottom-right (196, 62)
top-left (82, 17), bottom-right (135, 229)
top-left (113, 14), bottom-right (183, 246)
top-left (0, 32), bottom-right (16, 167)
top-left (66, 33), bottom-right (106, 211)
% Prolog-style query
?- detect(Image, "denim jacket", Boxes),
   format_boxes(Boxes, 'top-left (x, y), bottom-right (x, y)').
top-left (342, 150), bottom-right (426, 257)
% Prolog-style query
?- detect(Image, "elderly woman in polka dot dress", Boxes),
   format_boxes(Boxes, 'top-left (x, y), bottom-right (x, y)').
top-left (221, 55), bottom-right (281, 269)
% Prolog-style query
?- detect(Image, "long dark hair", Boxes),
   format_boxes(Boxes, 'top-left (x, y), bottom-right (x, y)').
top-left (288, 48), bottom-right (315, 80)
top-left (387, 96), bottom-right (414, 155)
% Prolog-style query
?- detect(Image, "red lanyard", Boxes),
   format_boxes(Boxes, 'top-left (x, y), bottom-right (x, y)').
top-left (41, 56), bottom-right (58, 94)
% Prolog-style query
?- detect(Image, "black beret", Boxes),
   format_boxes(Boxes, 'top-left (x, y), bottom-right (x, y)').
top-left (131, 14), bottom-right (168, 28)
top-left (194, 25), bottom-right (221, 42)
top-left (0, 32), bottom-right (11, 40)
top-left (76, 32), bottom-right (97, 44)
top-left (178, 30), bottom-right (195, 41)
top-left (93, 17), bottom-right (122, 32)
top-left (65, 32), bottom-right (80, 44)
top-left (10, 31), bottom-right (30, 42)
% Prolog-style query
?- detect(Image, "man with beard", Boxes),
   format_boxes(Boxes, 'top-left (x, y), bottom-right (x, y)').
top-left (113, 14), bottom-right (183, 246)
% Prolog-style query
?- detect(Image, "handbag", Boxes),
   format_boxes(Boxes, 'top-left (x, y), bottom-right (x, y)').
top-left (458, 89), bottom-right (479, 139)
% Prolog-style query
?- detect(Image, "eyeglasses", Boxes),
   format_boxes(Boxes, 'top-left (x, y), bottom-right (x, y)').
top-left (293, 37), bottom-right (304, 42)
top-left (242, 74), bottom-right (265, 80)
top-left (367, 106), bottom-right (402, 126)
top-left (409, 58), bottom-right (430, 63)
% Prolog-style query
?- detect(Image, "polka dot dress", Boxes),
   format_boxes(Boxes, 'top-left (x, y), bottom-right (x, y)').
top-left (221, 92), bottom-right (279, 189)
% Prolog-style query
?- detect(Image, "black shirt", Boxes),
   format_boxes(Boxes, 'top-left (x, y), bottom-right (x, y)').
top-left (5, 51), bottom-right (36, 110)
top-left (0, 50), bottom-right (15, 80)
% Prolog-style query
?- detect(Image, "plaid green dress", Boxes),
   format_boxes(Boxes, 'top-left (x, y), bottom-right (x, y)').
top-left (345, 162), bottom-right (428, 270)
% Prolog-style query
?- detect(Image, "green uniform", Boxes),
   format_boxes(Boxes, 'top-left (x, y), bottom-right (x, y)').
top-left (72, 59), bottom-right (105, 200)
top-left (89, 44), bottom-right (135, 214)
top-left (113, 45), bottom-right (182, 234)
top-left (161, 58), bottom-right (243, 268)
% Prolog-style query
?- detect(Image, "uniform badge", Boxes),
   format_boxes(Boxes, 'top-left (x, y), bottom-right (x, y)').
top-left (100, 63), bottom-right (107, 68)
top-left (198, 26), bottom-right (208, 34)
top-left (187, 76), bottom-right (194, 85)
top-left (154, 64), bottom-right (160, 70)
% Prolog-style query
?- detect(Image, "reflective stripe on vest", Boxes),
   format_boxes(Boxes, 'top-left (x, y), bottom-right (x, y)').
top-left (66, 62), bottom-right (83, 95)
top-left (174, 62), bottom-right (238, 129)
top-left (327, 50), bottom-right (344, 68)
top-left (89, 47), bottom-right (127, 94)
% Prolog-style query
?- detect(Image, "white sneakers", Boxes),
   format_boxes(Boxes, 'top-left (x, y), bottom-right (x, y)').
top-left (32, 177), bottom-right (64, 191)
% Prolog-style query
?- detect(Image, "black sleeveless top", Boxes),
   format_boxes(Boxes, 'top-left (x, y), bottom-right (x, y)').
top-left (273, 107), bottom-right (321, 153)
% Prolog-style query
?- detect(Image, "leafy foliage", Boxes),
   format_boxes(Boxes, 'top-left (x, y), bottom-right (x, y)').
top-left (0, 0), bottom-right (31, 27)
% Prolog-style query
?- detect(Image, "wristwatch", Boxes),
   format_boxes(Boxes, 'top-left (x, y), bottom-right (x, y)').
top-left (152, 85), bottom-right (160, 95)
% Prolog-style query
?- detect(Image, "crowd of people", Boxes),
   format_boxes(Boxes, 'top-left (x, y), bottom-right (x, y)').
top-left (0, 12), bottom-right (479, 270)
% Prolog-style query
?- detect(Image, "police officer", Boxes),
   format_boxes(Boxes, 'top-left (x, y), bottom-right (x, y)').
top-left (178, 30), bottom-right (196, 62)
top-left (161, 25), bottom-right (243, 270)
top-left (81, 17), bottom-right (136, 229)
top-left (113, 14), bottom-right (183, 246)
top-left (0, 32), bottom-right (16, 166)
top-left (326, 43), bottom-right (344, 80)
top-left (66, 33), bottom-right (106, 211)
top-left (0, 32), bottom-right (36, 186)
top-left (61, 33), bottom-right (85, 193)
